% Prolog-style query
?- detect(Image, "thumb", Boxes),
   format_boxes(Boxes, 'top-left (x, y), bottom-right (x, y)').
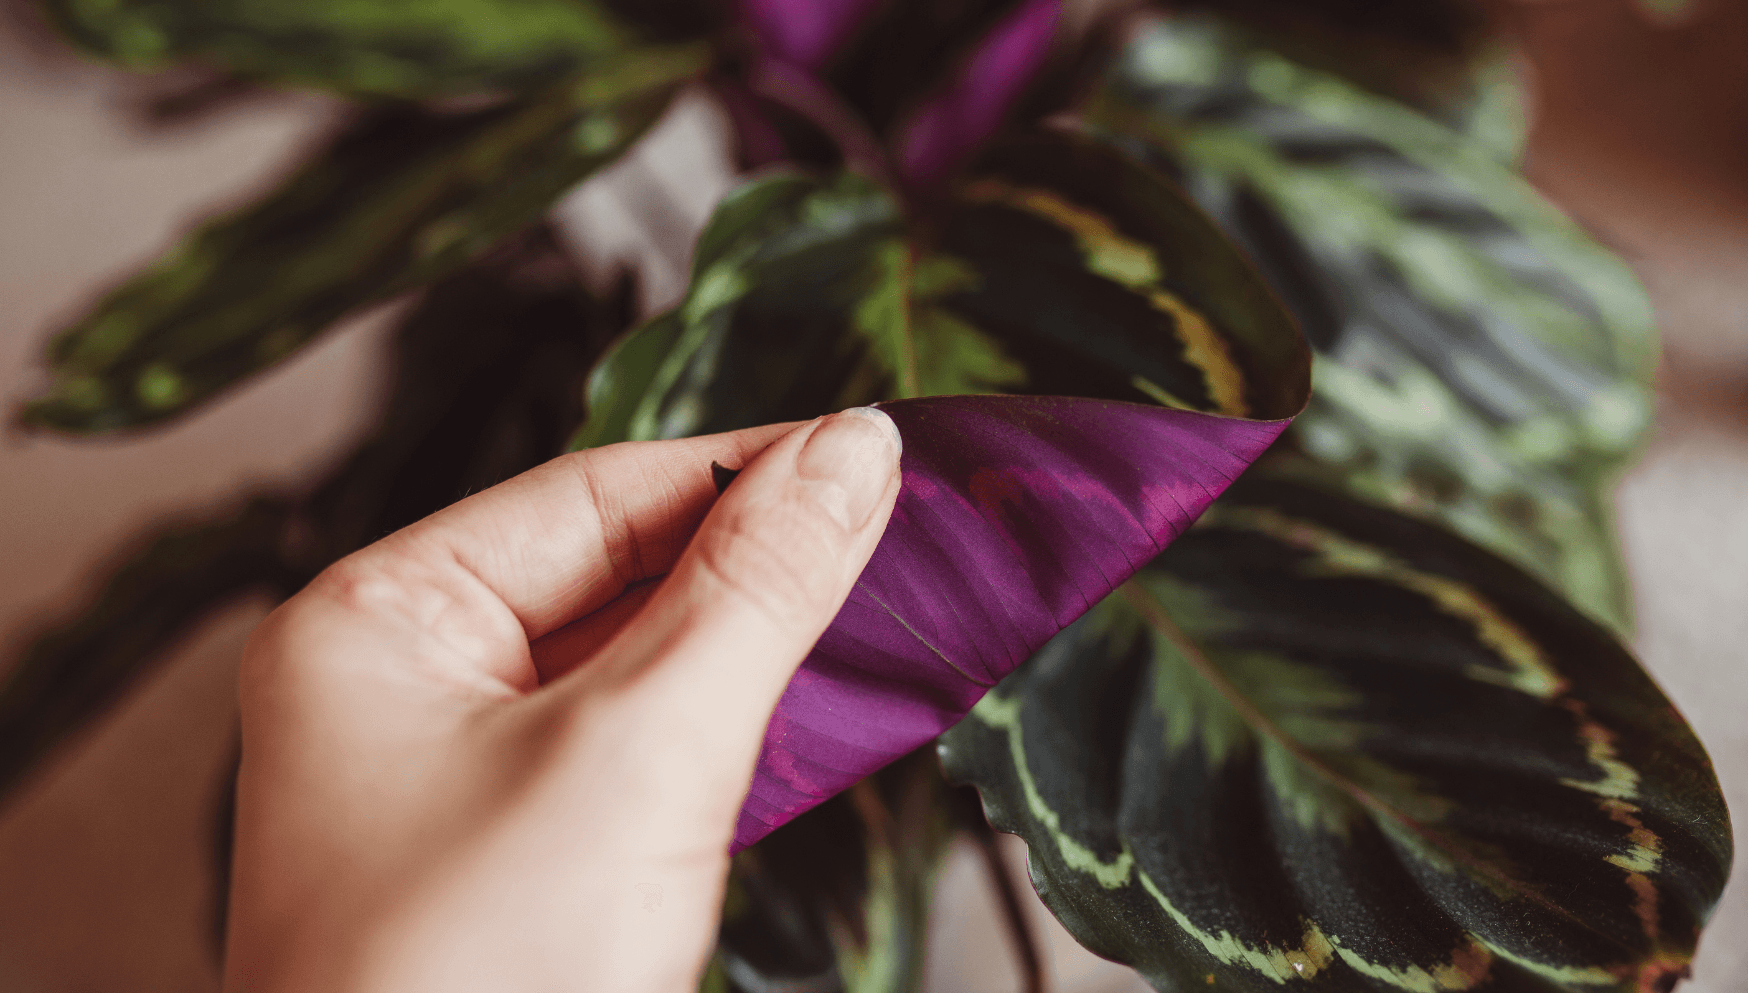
top-left (550, 406), bottom-right (903, 828)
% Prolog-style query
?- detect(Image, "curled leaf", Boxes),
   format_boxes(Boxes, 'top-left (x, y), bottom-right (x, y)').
top-left (735, 393), bottom-right (1297, 850)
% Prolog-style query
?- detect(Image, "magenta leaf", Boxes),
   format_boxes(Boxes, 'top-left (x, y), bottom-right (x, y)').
top-left (734, 393), bottom-right (1291, 850)
top-left (741, 0), bottom-right (886, 69)
top-left (896, 0), bottom-right (1060, 189)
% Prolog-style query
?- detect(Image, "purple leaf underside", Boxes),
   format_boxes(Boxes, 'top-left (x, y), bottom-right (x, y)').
top-left (734, 394), bottom-right (1289, 851)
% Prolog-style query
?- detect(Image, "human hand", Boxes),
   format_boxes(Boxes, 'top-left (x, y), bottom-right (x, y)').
top-left (222, 408), bottom-right (904, 993)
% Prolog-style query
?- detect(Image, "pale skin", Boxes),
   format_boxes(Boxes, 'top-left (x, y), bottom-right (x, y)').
top-left (223, 407), bottom-right (904, 993)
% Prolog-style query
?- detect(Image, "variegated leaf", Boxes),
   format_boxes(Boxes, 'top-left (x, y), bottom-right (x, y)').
top-left (5, 233), bottom-right (624, 807)
top-left (568, 169), bottom-right (915, 447)
top-left (941, 474), bottom-right (1730, 993)
top-left (1089, 17), bottom-right (1657, 631)
top-left (824, 0), bottom-right (1029, 132)
top-left (42, 0), bottom-right (715, 99)
top-left (573, 127), bottom-right (1310, 450)
top-left (23, 53), bottom-right (699, 434)
top-left (933, 127), bottom-right (1307, 421)
top-left (0, 498), bottom-right (300, 797)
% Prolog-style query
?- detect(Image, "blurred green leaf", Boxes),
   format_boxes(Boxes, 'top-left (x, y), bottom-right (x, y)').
top-left (1090, 18), bottom-right (1657, 630)
top-left (0, 497), bottom-right (299, 799)
top-left (1635, 0), bottom-right (1700, 25)
top-left (1158, 0), bottom-right (1491, 115)
top-left (942, 474), bottom-right (1730, 993)
top-left (303, 227), bottom-right (630, 557)
top-left (23, 49), bottom-right (700, 435)
top-left (42, 0), bottom-right (716, 99)
top-left (5, 231), bottom-right (627, 812)
top-left (824, 0), bottom-right (1026, 134)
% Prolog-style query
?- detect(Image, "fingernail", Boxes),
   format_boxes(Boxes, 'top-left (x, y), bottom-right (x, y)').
top-left (796, 407), bottom-right (901, 530)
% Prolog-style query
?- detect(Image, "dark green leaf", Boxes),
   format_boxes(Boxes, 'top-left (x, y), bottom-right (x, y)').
top-left (23, 52), bottom-right (698, 434)
top-left (941, 474), bottom-right (1730, 992)
top-left (709, 750), bottom-right (955, 993)
top-left (0, 497), bottom-right (299, 799)
top-left (573, 128), bottom-right (1311, 448)
top-left (571, 170), bottom-right (912, 445)
top-left (1089, 18), bottom-right (1656, 630)
top-left (304, 227), bottom-right (630, 558)
top-left (935, 127), bottom-right (1308, 420)
top-left (42, 0), bottom-right (714, 99)
top-left (7, 232), bottom-right (626, 816)
top-left (1158, 0), bottom-right (1490, 114)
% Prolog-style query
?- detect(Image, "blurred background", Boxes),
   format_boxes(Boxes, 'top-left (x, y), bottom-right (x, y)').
top-left (1, 0), bottom-right (1745, 990)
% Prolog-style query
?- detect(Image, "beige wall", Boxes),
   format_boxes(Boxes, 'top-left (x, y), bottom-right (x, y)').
top-left (1, 2), bottom-right (1745, 990)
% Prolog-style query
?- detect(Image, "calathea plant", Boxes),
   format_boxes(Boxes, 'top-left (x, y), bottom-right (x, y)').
top-left (4, 0), bottom-right (1730, 991)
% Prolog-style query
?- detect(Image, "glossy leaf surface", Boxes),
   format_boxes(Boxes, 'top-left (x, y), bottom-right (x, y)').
top-left (1090, 18), bottom-right (1657, 630)
top-left (42, 0), bottom-right (707, 98)
top-left (941, 474), bottom-right (1730, 992)
top-left (23, 56), bottom-right (695, 434)
top-left (735, 394), bottom-right (1293, 850)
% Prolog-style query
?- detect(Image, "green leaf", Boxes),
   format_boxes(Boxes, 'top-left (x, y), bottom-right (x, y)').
top-left (571, 170), bottom-right (915, 446)
top-left (304, 227), bottom-right (630, 558)
top-left (4, 232), bottom-right (628, 808)
top-left (941, 474), bottom-right (1730, 992)
top-left (1157, 0), bottom-right (1491, 115)
top-left (23, 51), bottom-right (699, 434)
top-left (1089, 18), bottom-right (1656, 630)
top-left (42, 0), bottom-right (714, 99)
top-left (573, 129), bottom-right (1311, 448)
top-left (710, 750), bottom-right (954, 993)
top-left (933, 127), bottom-right (1308, 420)
top-left (0, 498), bottom-right (299, 799)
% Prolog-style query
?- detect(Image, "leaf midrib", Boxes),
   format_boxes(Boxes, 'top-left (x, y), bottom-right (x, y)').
top-left (1115, 579), bottom-right (1591, 932)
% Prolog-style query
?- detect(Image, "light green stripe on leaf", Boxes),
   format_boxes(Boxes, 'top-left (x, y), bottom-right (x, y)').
top-left (968, 693), bottom-right (1134, 888)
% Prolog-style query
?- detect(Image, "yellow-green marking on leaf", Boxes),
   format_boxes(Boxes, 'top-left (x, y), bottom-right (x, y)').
top-left (1136, 868), bottom-right (1335, 983)
top-left (1331, 936), bottom-right (1492, 992)
top-left (1203, 506), bottom-right (1565, 700)
top-left (961, 177), bottom-right (1248, 417)
top-left (968, 693), bottom-right (1134, 888)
